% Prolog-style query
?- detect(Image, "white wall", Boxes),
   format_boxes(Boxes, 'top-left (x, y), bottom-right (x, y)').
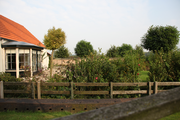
top-left (0, 39), bottom-right (6, 73)
top-left (41, 49), bottom-right (49, 69)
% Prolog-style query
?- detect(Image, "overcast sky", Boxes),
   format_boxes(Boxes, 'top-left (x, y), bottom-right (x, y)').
top-left (0, 0), bottom-right (180, 54)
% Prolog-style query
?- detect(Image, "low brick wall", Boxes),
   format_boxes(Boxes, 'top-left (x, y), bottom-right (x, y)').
top-left (53, 87), bottom-right (180, 120)
top-left (0, 98), bottom-right (135, 113)
top-left (53, 58), bottom-right (120, 66)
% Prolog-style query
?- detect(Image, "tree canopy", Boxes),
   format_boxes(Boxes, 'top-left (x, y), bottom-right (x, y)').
top-left (43, 26), bottom-right (66, 77)
top-left (74, 40), bottom-right (93, 57)
top-left (141, 25), bottom-right (180, 53)
top-left (106, 45), bottom-right (119, 58)
top-left (54, 45), bottom-right (70, 58)
top-left (118, 43), bottom-right (133, 57)
top-left (44, 26), bottom-right (66, 50)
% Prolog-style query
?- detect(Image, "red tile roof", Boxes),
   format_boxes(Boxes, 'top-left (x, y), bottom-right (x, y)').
top-left (0, 15), bottom-right (45, 47)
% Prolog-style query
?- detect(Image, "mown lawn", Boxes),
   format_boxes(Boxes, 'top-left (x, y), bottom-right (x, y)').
top-left (0, 110), bottom-right (180, 120)
top-left (0, 111), bottom-right (72, 120)
top-left (159, 111), bottom-right (180, 120)
top-left (138, 71), bottom-right (149, 82)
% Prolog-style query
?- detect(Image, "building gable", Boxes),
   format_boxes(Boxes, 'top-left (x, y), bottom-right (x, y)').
top-left (0, 15), bottom-right (45, 47)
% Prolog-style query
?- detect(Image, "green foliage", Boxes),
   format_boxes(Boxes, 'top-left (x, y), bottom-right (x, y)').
top-left (106, 45), bottom-right (119, 58)
top-left (54, 45), bottom-right (70, 58)
top-left (134, 45), bottom-right (144, 58)
top-left (74, 40), bottom-right (93, 57)
top-left (118, 43), bottom-right (133, 57)
top-left (43, 26), bottom-right (66, 78)
top-left (0, 73), bottom-right (22, 82)
top-left (141, 25), bottom-right (180, 53)
top-left (43, 26), bottom-right (66, 50)
top-left (63, 49), bottom-right (144, 98)
top-left (148, 49), bottom-right (180, 82)
top-left (0, 110), bottom-right (72, 120)
top-left (47, 74), bottom-right (64, 82)
top-left (66, 50), bottom-right (143, 83)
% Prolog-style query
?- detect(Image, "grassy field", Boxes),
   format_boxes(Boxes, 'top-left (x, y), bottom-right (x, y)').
top-left (159, 111), bottom-right (180, 120)
top-left (138, 71), bottom-right (149, 82)
top-left (0, 110), bottom-right (180, 120)
top-left (0, 111), bottom-right (72, 120)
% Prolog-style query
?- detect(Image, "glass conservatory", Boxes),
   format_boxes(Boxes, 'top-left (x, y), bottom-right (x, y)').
top-left (2, 41), bottom-right (44, 78)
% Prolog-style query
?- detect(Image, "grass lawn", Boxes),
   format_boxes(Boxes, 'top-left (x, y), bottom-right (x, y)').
top-left (1, 110), bottom-right (180, 120)
top-left (159, 111), bottom-right (180, 120)
top-left (138, 71), bottom-right (149, 82)
top-left (0, 111), bottom-right (72, 120)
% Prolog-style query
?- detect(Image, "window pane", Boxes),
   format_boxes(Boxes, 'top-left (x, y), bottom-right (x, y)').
top-left (5, 49), bottom-right (16, 70)
top-left (19, 54), bottom-right (24, 62)
top-left (32, 53), bottom-right (37, 71)
top-left (12, 54), bottom-right (16, 62)
top-left (7, 55), bottom-right (11, 62)
top-left (19, 63), bottom-right (24, 69)
top-left (12, 62), bottom-right (16, 69)
top-left (25, 54), bottom-right (29, 62)
top-left (8, 63), bottom-right (11, 69)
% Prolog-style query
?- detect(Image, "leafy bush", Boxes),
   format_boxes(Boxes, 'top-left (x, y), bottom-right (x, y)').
top-left (62, 49), bottom-right (145, 98)
top-left (54, 45), bottom-right (70, 58)
top-left (106, 45), bottom-right (119, 58)
top-left (0, 73), bottom-right (22, 82)
top-left (74, 40), bottom-right (93, 57)
top-left (118, 43), bottom-right (133, 57)
top-left (148, 49), bottom-right (180, 82)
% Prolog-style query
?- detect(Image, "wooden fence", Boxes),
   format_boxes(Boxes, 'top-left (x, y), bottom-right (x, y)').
top-left (0, 81), bottom-right (180, 99)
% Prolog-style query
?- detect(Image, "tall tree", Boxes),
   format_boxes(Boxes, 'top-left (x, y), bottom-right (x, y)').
top-left (74, 40), bottom-right (93, 57)
top-left (54, 45), bottom-right (70, 58)
top-left (118, 43), bottom-right (133, 57)
top-left (134, 45), bottom-right (144, 58)
top-left (43, 26), bottom-right (66, 77)
top-left (141, 25), bottom-right (180, 53)
top-left (106, 45), bottom-right (119, 58)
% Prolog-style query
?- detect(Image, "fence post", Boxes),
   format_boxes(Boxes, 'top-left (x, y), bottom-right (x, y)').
top-left (110, 82), bottom-right (113, 99)
top-left (71, 81), bottom-right (74, 99)
top-left (32, 82), bottom-right (35, 99)
top-left (148, 82), bottom-right (151, 95)
top-left (37, 82), bottom-right (41, 99)
top-left (0, 81), bottom-right (4, 99)
top-left (154, 81), bottom-right (158, 94)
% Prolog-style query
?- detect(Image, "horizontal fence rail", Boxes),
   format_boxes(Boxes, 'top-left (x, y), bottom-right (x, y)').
top-left (0, 81), bottom-right (180, 99)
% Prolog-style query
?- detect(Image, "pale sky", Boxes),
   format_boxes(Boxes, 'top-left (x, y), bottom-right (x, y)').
top-left (0, 0), bottom-right (180, 54)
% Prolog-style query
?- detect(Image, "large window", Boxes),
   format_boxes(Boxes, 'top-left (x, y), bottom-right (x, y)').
top-left (6, 49), bottom-right (16, 70)
top-left (32, 50), bottom-right (37, 72)
top-left (37, 51), bottom-right (42, 70)
top-left (19, 49), bottom-right (30, 69)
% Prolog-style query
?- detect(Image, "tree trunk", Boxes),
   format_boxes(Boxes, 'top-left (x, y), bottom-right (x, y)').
top-left (50, 50), bottom-right (54, 78)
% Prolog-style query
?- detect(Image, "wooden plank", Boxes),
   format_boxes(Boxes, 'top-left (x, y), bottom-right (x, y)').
top-left (4, 90), bottom-right (29, 93)
top-left (4, 82), bottom-right (30, 86)
top-left (110, 82), bottom-right (113, 99)
top-left (154, 81), bottom-right (158, 94)
top-left (158, 82), bottom-right (180, 86)
top-left (0, 81), bottom-right (4, 99)
top-left (113, 90), bottom-right (147, 95)
top-left (37, 82), bottom-right (41, 99)
top-left (148, 82), bottom-right (151, 95)
top-left (71, 81), bottom-right (73, 99)
top-left (41, 90), bottom-right (70, 94)
top-left (74, 83), bottom-right (109, 86)
top-left (41, 82), bottom-right (70, 86)
top-left (113, 82), bottom-right (148, 87)
top-left (74, 91), bottom-right (109, 95)
top-left (158, 90), bottom-right (167, 93)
